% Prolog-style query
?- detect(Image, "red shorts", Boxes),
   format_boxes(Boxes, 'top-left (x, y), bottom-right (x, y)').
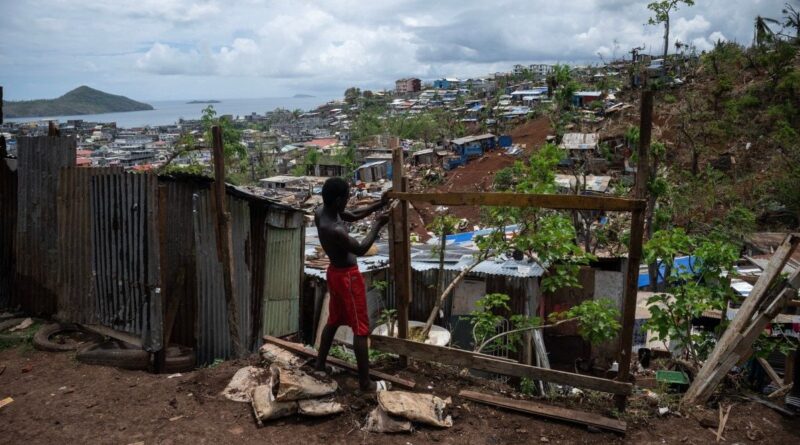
top-left (326, 265), bottom-right (370, 336)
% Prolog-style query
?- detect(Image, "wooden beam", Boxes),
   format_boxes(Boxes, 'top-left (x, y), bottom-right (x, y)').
top-left (369, 335), bottom-right (632, 395)
top-left (757, 357), bottom-right (783, 388)
top-left (389, 147), bottom-right (411, 367)
top-left (387, 191), bottom-right (644, 212)
top-left (80, 324), bottom-right (143, 348)
top-left (683, 235), bottom-right (800, 405)
top-left (211, 126), bottom-right (243, 358)
top-left (459, 390), bottom-right (627, 434)
top-left (263, 335), bottom-right (415, 390)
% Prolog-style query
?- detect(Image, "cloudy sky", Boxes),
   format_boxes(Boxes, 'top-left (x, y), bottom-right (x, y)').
top-left (0, 0), bottom-right (791, 101)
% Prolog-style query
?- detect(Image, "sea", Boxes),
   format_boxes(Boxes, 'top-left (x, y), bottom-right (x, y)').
top-left (4, 95), bottom-right (337, 128)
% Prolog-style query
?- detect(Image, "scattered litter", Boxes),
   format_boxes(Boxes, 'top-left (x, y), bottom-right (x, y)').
top-left (0, 397), bottom-right (13, 409)
top-left (169, 415), bottom-right (184, 422)
top-left (167, 373), bottom-right (182, 379)
top-left (9, 318), bottom-right (33, 332)
top-left (297, 399), bottom-right (344, 417)
top-left (221, 366), bottom-right (269, 403)
top-left (363, 407), bottom-right (413, 433)
top-left (658, 407), bottom-right (670, 416)
top-left (377, 391), bottom-right (453, 428)
top-left (272, 365), bottom-right (337, 402)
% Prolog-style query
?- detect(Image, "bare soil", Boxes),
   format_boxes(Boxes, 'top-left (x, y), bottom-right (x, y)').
top-left (410, 117), bottom-right (552, 238)
top-left (1, 345), bottom-right (798, 444)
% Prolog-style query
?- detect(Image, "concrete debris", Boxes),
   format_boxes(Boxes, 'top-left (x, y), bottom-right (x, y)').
top-left (221, 366), bottom-right (269, 403)
top-left (259, 343), bottom-right (307, 368)
top-left (377, 391), bottom-right (453, 428)
top-left (271, 364), bottom-right (338, 402)
top-left (363, 407), bottom-right (413, 433)
top-left (9, 318), bottom-right (33, 332)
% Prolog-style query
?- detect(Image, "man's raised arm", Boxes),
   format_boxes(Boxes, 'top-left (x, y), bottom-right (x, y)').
top-left (335, 211), bottom-right (390, 256)
top-left (340, 192), bottom-right (391, 222)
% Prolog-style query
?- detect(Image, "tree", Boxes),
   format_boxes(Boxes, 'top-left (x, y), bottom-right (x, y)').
top-left (200, 105), bottom-right (246, 160)
top-left (754, 15), bottom-right (780, 46)
top-left (647, 0), bottom-right (696, 76)
top-left (783, 2), bottom-right (800, 42)
top-left (344, 87), bottom-right (361, 105)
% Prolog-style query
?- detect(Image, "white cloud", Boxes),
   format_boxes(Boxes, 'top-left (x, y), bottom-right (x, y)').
top-left (0, 0), bottom-right (791, 100)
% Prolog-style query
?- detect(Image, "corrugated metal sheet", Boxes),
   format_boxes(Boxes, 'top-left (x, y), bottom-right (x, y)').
top-left (193, 191), bottom-right (254, 364)
top-left (15, 136), bottom-right (76, 314)
top-left (262, 224), bottom-right (303, 336)
top-left (0, 157), bottom-right (17, 309)
top-left (156, 178), bottom-right (198, 349)
top-left (263, 299), bottom-right (299, 336)
top-left (91, 170), bottom-right (162, 350)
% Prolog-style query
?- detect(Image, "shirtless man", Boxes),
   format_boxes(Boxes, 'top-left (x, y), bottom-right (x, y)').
top-left (314, 177), bottom-right (391, 391)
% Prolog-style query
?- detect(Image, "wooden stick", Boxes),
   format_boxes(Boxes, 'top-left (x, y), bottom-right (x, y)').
top-left (757, 357), bottom-right (783, 388)
top-left (459, 390), bottom-right (627, 434)
top-left (767, 383), bottom-right (793, 399)
top-left (211, 126), bottom-right (243, 358)
top-left (370, 334), bottom-right (632, 395)
top-left (263, 335), bottom-right (416, 390)
top-left (387, 191), bottom-right (644, 212)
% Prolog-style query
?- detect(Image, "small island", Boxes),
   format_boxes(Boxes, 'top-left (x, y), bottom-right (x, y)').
top-left (292, 94), bottom-right (315, 98)
top-left (186, 100), bottom-right (221, 104)
top-left (3, 86), bottom-right (153, 118)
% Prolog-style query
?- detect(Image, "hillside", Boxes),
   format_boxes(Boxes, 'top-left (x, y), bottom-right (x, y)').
top-left (4, 86), bottom-right (153, 118)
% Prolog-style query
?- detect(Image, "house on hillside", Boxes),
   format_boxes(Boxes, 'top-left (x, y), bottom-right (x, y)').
top-left (395, 78), bottom-right (421, 94)
top-left (572, 91), bottom-right (603, 108)
top-left (560, 133), bottom-right (599, 152)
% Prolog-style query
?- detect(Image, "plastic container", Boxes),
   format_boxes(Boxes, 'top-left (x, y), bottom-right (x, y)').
top-left (656, 370), bottom-right (690, 392)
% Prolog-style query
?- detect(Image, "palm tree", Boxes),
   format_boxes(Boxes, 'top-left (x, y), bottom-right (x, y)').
top-left (782, 2), bottom-right (800, 42)
top-left (753, 15), bottom-right (780, 46)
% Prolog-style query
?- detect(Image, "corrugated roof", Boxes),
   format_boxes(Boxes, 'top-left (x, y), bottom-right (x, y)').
top-left (451, 133), bottom-right (496, 145)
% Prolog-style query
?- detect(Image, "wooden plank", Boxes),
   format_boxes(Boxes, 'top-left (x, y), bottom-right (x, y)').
top-left (459, 390), bottom-right (627, 434)
top-left (387, 191), bottom-right (645, 212)
top-left (683, 235), bottom-right (800, 405)
top-left (263, 335), bottom-right (416, 390)
top-left (757, 357), bottom-right (783, 387)
top-left (80, 323), bottom-right (143, 348)
top-left (369, 335), bottom-right (632, 395)
top-left (389, 147), bottom-right (411, 367)
top-left (211, 126), bottom-right (243, 358)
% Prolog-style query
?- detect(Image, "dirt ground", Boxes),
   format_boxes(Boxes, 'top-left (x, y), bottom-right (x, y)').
top-left (410, 117), bottom-right (552, 238)
top-left (1, 344), bottom-right (798, 445)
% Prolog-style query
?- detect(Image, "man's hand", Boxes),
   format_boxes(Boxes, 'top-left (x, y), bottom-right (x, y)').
top-left (375, 210), bottom-right (390, 227)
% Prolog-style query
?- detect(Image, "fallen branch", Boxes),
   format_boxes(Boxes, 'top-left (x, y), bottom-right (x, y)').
top-left (716, 404), bottom-right (733, 442)
top-left (419, 257), bottom-right (482, 339)
top-left (476, 317), bottom-right (579, 354)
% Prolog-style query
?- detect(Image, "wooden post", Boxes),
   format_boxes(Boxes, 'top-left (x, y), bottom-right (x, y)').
top-left (390, 147), bottom-right (411, 367)
top-left (211, 126), bottom-right (243, 358)
top-left (615, 89), bottom-right (652, 410)
top-left (48, 121), bottom-right (60, 137)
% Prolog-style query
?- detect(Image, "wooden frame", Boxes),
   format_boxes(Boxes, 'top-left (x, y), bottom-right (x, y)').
top-left (387, 90), bottom-right (654, 411)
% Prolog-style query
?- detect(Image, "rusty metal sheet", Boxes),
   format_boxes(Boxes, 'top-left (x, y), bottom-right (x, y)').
top-left (193, 191), bottom-right (254, 364)
top-left (15, 136), bottom-right (76, 315)
top-left (0, 156), bottom-right (17, 309)
top-left (90, 170), bottom-right (162, 350)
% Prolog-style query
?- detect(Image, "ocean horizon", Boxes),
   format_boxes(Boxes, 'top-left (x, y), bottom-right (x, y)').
top-left (4, 95), bottom-right (339, 128)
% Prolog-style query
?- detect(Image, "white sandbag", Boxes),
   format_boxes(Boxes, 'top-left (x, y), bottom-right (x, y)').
top-left (221, 366), bottom-right (270, 402)
top-left (377, 391), bottom-right (453, 428)
top-left (272, 364), bottom-right (338, 402)
top-left (363, 407), bottom-right (413, 433)
top-left (259, 343), bottom-right (306, 368)
top-left (297, 399), bottom-right (345, 417)
top-left (251, 384), bottom-right (298, 420)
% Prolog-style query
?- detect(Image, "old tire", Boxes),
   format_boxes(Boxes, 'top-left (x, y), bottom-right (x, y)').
top-left (163, 345), bottom-right (196, 373)
top-left (33, 323), bottom-right (98, 352)
top-left (76, 340), bottom-right (150, 370)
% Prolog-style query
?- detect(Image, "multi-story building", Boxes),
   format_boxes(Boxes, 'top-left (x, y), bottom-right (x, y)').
top-left (395, 78), bottom-right (421, 94)
top-left (529, 64), bottom-right (554, 77)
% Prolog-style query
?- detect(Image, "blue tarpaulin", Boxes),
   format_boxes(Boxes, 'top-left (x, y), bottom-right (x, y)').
top-left (638, 255), bottom-right (697, 288)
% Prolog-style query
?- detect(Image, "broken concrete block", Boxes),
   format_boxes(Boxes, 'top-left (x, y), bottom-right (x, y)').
top-left (221, 366), bottom-right (270, 403)
top-left (363, 407), bottom-right (413, 433)
top-left (259, 343), bottom-right (306, 368)
top-left (272, 364), bottom-right (338, 402)
top-left (377, 390), bottom-right (453, 428)
top-left (297, 399), bottom-right (344, 417)
top-left (251, 384), bottom-right (298, 421)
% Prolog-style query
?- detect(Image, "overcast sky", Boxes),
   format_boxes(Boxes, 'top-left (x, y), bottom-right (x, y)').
top-left (0, 0), bottom-right (792, 101)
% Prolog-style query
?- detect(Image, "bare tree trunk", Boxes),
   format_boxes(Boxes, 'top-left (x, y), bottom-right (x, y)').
top-left (663, 16), bottom-right (670, 77)
top-left (420, 259), bottom-right (481, 339)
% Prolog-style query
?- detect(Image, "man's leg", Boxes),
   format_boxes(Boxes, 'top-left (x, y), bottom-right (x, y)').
top-left (353, 334), bottom-right (376, 391)
top-left (315, 324), bottom-right (339, 372)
